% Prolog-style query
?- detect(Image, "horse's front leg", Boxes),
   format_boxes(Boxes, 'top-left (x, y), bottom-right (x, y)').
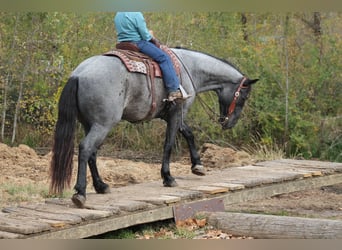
top-left (161, 114), bottom-right (180, 187)
top-left (179, 123), bottom-right (206, 176)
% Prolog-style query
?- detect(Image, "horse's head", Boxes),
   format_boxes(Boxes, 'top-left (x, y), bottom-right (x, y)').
top-left (217, 77), bottom-right (258, 130)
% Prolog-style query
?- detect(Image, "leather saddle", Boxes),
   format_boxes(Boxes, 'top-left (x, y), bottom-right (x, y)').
top-left (103, 43), bottom-right (181, 77)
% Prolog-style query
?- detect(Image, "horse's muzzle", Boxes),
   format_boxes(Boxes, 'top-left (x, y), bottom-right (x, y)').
top-left (218, 117), bottom-right (231, 130)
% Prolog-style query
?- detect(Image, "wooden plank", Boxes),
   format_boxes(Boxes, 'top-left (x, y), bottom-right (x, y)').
top-left (235, 165), bottom-right (309, 179)
top-left (206, 212), bottom-right (342, 239)
top-left (276, 159), bottom-right (342, 170)
top-left (163, 190), bottom-right (204, 200)
top-left (220, 173), bottom-right (342, 206)
top-left (23, 203), bottom-right (113, 221)
top-left (190, 186), bottom-right (228, 194)
top-left (3, 206), bottom-right (82, 225)
top-left (114, 200), bottom-right (150, 212)
top-left (255, 159), bottom-right (342, 174)
top-left (0, 215), bottom-right (51, 235)
top-left (209, 183), bottom-right (245, 191)
top-left (28, 206), bottom-right (174, 239)
top-left (0, 230), bottom-right (25, 239)
top-left (213, 166), bottom-right (305, 188)
top-left (249, 164), bottom-right (323, 178)
top-left (137, 195), bottom-right (181, 205)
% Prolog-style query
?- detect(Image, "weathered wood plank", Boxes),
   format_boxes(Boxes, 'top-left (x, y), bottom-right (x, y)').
top-left (255, 159), bottom-right (342, 174)
top-left (23, 203), bottom-right (113, 221)
top-left (0, 215), bottom-right (51, 234)
top-left (190, 186), bottom-right (228, 194)
top-left (0, 230), bottom-right (24, 239)
top-left (2, 206), bottom-right (81, 225)
top-left (235, 165), bottom-right (310, 180)
top-left (209, 183), bottom-right (245, 191)
top-left (206, 212), bottom-right (342, 239)
top-left (113, 200), bottom-right (150, 212)
top-left (163, 190), bottom-right (204, 200)
top-left (137, 195), bottom-right (181, 205)
top-left (28, 206), bottom-right (174, 239)
top-left (220, 173), bottom-right (342, 206)
top-left (251, 163), bottom-right (324, 177)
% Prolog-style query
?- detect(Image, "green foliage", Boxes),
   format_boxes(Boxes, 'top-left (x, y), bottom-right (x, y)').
top-left (0, 12), bottom-right (341, 162)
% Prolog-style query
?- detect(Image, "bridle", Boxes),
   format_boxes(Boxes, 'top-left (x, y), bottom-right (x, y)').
top-left (220, 76), bottom-right (248, 126)
top-left (195, 76), bottom-right (249, 127)
top-left (172, 51), bottom-right (248, 126)
top-left (227, 77), bottom-right (248, 117)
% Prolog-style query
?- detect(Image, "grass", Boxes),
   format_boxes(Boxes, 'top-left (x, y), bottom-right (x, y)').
top-left (0, 182), bottom-right (73, 204)
top-left (243, 139), bottom-right (285, 161)
top-left (90, 219), bottom-right (198, 239)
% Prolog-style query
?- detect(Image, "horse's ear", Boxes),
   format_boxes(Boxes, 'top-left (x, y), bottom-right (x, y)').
top-left (243, 78), bottom-right (259, 86)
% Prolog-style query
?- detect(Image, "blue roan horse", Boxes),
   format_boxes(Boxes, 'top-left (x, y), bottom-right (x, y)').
top-left (50, 47), bottom-right (258, 208)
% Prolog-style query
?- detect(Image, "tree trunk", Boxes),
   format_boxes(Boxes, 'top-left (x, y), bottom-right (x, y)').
top-left (206, 212), bottom-right (342, 239)
top-left (283, 14), bottom-right (290, 150)
top-left (11, 15), bottom-right (37, 144)
top-left (297, 12), bottom-right (323, 63)
top-left (240, 13), bottom-right (248, 42)
top-left (1, 14), bottom-right (19, 142)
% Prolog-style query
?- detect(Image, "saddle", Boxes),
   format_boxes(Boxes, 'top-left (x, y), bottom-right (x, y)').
top-left (103, 43), bottom-right (181, 119)
top-left (103, 43), bottom-right (181, 77)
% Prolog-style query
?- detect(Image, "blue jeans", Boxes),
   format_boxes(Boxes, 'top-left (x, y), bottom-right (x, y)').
top-left (135, 40), bottom-right (180, 93)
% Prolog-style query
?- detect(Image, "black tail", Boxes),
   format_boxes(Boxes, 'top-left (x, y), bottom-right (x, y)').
top-left (50, 76), bottom-right (78, 195)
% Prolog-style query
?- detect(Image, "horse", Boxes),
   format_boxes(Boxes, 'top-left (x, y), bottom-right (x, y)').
top-left (50, 47), bottom-right (258, 208)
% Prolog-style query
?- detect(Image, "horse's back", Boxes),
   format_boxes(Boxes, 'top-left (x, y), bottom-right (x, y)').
top-left (72, 55), bottom-right (128, 126)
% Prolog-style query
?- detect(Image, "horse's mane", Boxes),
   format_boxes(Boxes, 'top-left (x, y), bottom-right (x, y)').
top-left (173, 46), bottom-right (244, 75)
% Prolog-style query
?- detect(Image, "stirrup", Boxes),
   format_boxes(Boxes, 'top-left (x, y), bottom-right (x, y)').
top-left (179, 85), bottom-right (191, 99)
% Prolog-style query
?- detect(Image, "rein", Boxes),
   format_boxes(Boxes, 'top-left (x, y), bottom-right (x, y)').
top-left (173, 52), bottom-right (222, 125)
top-left (173, 50), bottom-right (247, 126)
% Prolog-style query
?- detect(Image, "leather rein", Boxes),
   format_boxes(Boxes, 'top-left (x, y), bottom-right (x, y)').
top-left (172, 51), bottom-right (248, 126)
top-left (198, 77), bottom-right (249, 126)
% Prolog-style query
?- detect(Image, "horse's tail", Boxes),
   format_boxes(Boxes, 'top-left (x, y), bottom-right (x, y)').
top-left (50, 76), bottom-right (78, 195)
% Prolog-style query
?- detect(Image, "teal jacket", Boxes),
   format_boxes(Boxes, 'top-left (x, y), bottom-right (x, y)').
top-left (114, 12), bottom-right (152, 42)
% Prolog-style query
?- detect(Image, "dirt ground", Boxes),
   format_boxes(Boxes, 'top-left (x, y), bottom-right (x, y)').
top-left (0, 142), bottom-right (252, 206)
top-left (1, 142), bottom-right (342, 221)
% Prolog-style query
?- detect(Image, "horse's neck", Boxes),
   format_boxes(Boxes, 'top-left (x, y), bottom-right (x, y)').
top-left (175, 49), bottom-right (243, 93)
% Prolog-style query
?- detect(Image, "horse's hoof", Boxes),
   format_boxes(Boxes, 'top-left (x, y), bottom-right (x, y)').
top-left (103, 186), bottom-right (111, 193)
top-left (95, 184), bottom-right (111, 194)
top-left (192, 165), bottom-right (206, 176)
top-left (71, 194), bottom-right (86, 208)
top-left (163, 180), bottom-right (178, 187)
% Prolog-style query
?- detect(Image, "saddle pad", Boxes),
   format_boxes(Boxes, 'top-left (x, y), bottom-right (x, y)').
top-left (104, 45), bottom-right (181, 77)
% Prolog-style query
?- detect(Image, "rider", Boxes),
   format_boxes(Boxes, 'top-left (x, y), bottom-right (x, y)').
top-left (114, 12), bottom-right (188, 102)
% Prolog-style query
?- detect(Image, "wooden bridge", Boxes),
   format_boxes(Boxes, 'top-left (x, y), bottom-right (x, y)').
top-left (1, 159), bottom-right (342, 239)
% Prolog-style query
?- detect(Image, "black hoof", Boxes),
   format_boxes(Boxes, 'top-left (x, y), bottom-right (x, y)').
top-left (95, 183), bottom-right (111, 194)
top-left (163, 180), bottom-right (178, 187)
top-left (191, 165), bottom-right (206, 176)
top-left (71, 193), bottom-right (86, 208)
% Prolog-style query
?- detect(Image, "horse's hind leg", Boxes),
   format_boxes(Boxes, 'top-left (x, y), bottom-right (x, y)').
top-left (88, 152), bottom-right (110, 194)
top-left (72, 124), bottom-right (111, 208)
